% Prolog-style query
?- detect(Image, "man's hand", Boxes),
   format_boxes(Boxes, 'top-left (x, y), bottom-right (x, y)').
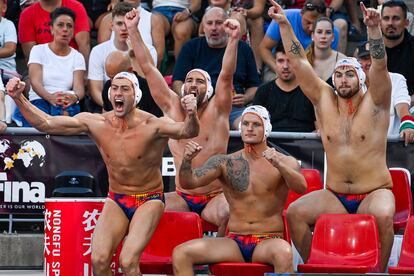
top-left (224, 19), bottom-right (241, 40)
top-left (183, 140), bottom-right (202, 161)
top-left (6, 77), bottom-right (25, 99)
top-left (0, 121), bottom-right (6, 133)
top-left (268, 0), bottom-right (288, 25)
top-left (181, 94), bottom-right (197, 115)
top-left (125, 8), bottom-right (140, 30)
top-left (360, 2), bottom-right (381, 28)
top-left (263, 148), bottom-right (289, 168)
top-left (173, 11), bottom-right (191, 23)
top-left (401, 129), bottom-right (414, 146)
top-left (232, 94), bottom-right (247, 107)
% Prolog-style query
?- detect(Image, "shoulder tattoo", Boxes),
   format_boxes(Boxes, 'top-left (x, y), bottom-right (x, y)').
top-left (226, 153), bottom-right (250, 192)
top-left (369, 37), bottom-right (385, 59)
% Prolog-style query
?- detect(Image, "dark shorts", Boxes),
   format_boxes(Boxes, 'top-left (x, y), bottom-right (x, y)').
top-left (227, 232), bottom-right (284, 262)
top-left (177, 190), bottom-right (221, 215)
top-left (108, 191), bottom-right (165, 220)
top-left (330, 190), bottom-right (369, 214)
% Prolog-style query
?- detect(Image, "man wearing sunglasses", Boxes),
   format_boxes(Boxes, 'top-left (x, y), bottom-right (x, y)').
top-left (260, 0), bottom-right (340, 82)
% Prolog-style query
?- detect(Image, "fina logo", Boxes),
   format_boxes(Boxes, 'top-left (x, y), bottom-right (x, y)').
top-left (0, 139), bottom-right (46, 203)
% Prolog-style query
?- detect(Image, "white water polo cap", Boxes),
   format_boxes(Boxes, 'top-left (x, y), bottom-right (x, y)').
top-left (109, 72), bottom-right (142, 106)
top-left (332, 57), bottom-right (367, 92)
top-left (181, 69), bottom-right (214, 102)
top-left (239, 105), bottom-right (272, 141)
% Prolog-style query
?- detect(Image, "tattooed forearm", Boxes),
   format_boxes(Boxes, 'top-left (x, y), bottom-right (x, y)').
top-left (289, 40), bottom-right (301, 56)
top-left (227, 153), bottom-right (250, 192)
top-left (193, 154), bottom-right (225, 178)
top-left (369, 37), bottom-right (385, 59)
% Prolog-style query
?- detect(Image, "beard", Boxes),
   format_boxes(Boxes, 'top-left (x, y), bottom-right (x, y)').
top-left (336, 86), bottom-right (359, 99)
top-left (383, 30), bottom-right (404, 41)
top-left (205, 35), bottom-right (228, 47)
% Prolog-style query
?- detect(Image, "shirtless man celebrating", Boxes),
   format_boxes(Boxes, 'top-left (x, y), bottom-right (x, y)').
top-left (267, 1), bottom-right (395, 271)
top-left (125, 8), bottom-right (240, 235)
top-left (172, 105), bottom-right (307, 275)
top-left (6, 73), bottom-right (199, 276)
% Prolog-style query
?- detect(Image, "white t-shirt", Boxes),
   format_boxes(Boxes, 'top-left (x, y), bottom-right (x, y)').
top-left (88, 39), bottom-right (157, 82)
top-left (0, 18), bottom-right (17, 72)
top-left (28, 44), bottom-right (86, 101)
top-left (389, 72), bottom-right (411, 136)
top-left (152, 0), bottom-right (189, 8)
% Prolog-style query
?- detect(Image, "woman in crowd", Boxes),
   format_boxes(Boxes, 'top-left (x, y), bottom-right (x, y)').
top-left (14, 7), bottom-right (85, 127)
top-left (306, 17), bottom-right (346, 87)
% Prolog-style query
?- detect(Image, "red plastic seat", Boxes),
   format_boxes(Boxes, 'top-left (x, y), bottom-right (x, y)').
top-left (283, 168), bottom-right (323, 243)
top-left (201, 218), bottom-right (218, 234)
top-left (298, 214), bottom-right (381, 273)
top-left (388, 216), bottom-right (414, 274)
top-left (139, 211), bottom-right (203, 274)
top-left (390, 168), bottom-right (413, 233)
top-left (210, 262), bottom-right (273, 276)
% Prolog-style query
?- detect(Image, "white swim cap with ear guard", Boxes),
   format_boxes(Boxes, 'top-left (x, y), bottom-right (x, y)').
top-left (181, 69), bottom-right (214, 103)
top-left (108, 72), bottom-right (142, 106)
top-left (332, 57), bottom-right (367, 93)
top-left (239, 105), bottom-right (272, 141)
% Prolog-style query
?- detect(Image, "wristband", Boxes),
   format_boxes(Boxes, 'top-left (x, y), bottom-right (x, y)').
top-left (399, 115), bottom-right (414, 133)
top-left (185, 8), bottom-right (192, 15)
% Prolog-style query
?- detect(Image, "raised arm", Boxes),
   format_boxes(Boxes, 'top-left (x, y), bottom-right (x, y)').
top-left (361, 2), bottom-right (391, 107)
top-left (157, 94), bottom-right (199, 139)
top-left (267, 0), bottom-right (327, 105)
top-left (214, 19), bottom-right (240, 114)
top-left (263, 148), bottom-right (307, 194)
top-left (6, 78), bottom-right (89, 135)
top-left (179, 141), bottom-right (225, 189)
top-left (125, 8), bottom-right (177, 114)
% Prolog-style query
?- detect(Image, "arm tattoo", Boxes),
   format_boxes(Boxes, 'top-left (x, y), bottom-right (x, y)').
top-left (193, 155), bottom-right (225, 178)
top-left (369, 37), bottom-right (385, 59)
top-left (226, 153), bottom-right (250, 192)
top-left (289, 40), bottom-right (301, 56)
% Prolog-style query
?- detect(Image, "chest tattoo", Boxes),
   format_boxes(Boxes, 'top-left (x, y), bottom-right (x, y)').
top-left (226, 153), bottom-right (250, 192)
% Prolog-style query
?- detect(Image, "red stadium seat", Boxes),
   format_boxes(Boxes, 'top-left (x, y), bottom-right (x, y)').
top-left (388, 216), bottom-right (414, 274)
top-left (201, 218), bottom-right (218, 234)
top-left (298, 214), bottom-right (381, 273)
top-left (390, 168), bottom-right (413, 233)
top-left (139, 211), bottom-right (203, 274)
top-left (283, 168), bottom-right (323, 243)
top-left (210, 262), bottom-right (273, 276)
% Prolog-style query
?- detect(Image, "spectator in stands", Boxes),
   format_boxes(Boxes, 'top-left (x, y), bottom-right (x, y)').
top-left (253, 43), bottom-right (316, 132)
top-left (152, 0), bottom-right (202, 59)
top-left (260, 0), bottom-right (340, 82)
top-left (306, 16), bottom-right (346, 87)
top-left (270, 1), bottom-right (395, 271)
top-left (0, 0), bottom-right (21, 87)
top-left (18, 0), bottom-right (90, 64)
top-left (375, 0), bottom-right (414, 36)
top-left (6, 72), bottom-right (199, 276)
top-left (101, 50), bottom-right (162, 117)
top-left (355, 40), bottom-right (414, 145)
top-left (14, 8), bottom-right (86, 127)
top-left (380, 0), bottom-right (414, 104)
top-left (89, 2), bottom-right (157, 109)
top-left (173, 7), bottom-right (260, 130)
top-left (97, 0), bottom-right (164, 68)
top-left (77, 0), bottom-right (118, 30)
top-left (129, 7), bottom-right (241, 236)
top-left (173, 106), bottom-right (307, 274)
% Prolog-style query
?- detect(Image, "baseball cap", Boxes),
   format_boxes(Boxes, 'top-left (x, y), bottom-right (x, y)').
top-left (356, 41), bottom-right (370, 58)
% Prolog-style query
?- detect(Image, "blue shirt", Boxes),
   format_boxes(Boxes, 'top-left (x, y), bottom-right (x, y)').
top-left (266, 9), bottom-right (339, 50)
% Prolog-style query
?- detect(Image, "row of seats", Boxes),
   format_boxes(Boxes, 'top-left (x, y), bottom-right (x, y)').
top-left (111, 168), bottom-right (413, 275)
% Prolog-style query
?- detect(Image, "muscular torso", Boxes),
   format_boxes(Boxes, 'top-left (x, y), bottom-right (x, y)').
top-left (168, 97), bottom-right (230, 195)
top-left (219, 150), bottom-right (288, 234)
top-left (87, 111), bottom-right (167, 195)
top-left (317, 88), bottom-right (392, 194)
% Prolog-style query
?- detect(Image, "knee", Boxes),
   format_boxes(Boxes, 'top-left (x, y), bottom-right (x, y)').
top-left (269, 242), bottom-right (293, 272)
top-left (173, 27), bottom-right (192, 41)
top-left (373, 211), bottom-right (395, 232)
top-left (286, 202), bottom-right (304, 222)
top-left (119, 253), bottom-right (139, 274)
top-left (334, 20), bottom-right (348, 37)
top-left (172, 243), bottom-right (193, 267)
top-left (91, 249), bottom-right (112, 273)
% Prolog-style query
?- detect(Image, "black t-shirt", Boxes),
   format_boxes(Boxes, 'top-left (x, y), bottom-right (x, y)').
top-left (102, 72), bottom-right (163, 117)
top-left (386, 30), bottom-right (414, 95)
top-left (253, 80), bottom-right (316, 132)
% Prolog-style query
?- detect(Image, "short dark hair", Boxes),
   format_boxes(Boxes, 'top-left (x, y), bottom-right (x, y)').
top-left (275, 42), bottom-right (286, 55)
top-left (302, 0), bottom-right (326, 14)
top-left (381, 0), bottom-right (408, 19)
top-left (112, 2), bottom-right (134, 18)
top-left (50, 7), bottom-right (76, 25)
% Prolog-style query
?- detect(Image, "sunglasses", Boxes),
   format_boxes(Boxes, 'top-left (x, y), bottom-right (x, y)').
top-left (304, 3), bottom-right (326, 14)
